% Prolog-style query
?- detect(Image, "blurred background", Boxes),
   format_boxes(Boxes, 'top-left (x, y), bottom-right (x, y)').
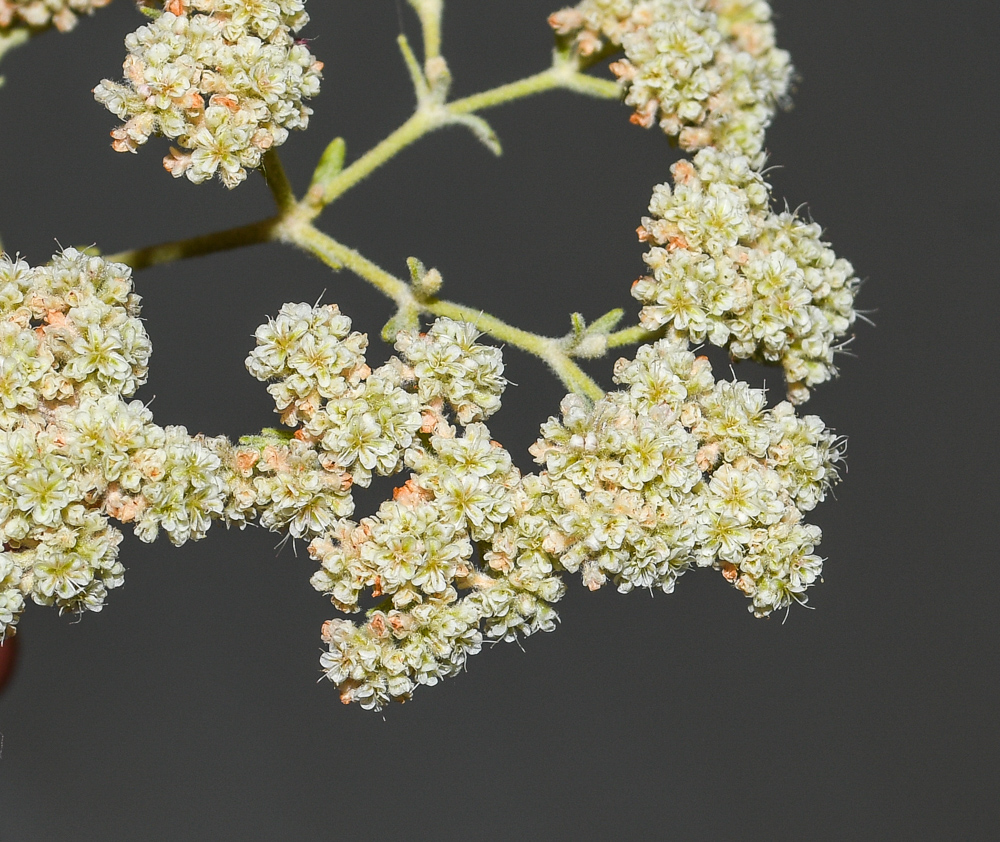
top-left (0, 1), bottom-right (997, 838)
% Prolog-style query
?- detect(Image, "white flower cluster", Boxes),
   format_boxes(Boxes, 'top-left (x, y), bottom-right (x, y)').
top-left (311, 424), bottom-right (561, 710)
top-left (529, 337), bottom-right (840, 617)
top-left (394, 319), bottom-right (507, 424)
top-left (239, 306), bottom-right (551, 708)
top-left (631, 149), bottom-right (859, 402)
top-left (0, 250), bottom-right (230, 636)
top-left (310, 430), bottom-right (563, 708)
top-left (222, 434), bottom-right (354, 541)
top-left (0, 0), bottom-right (109, 33)
top-left (226, 303), bottom-right (384, 540)
top-left (244, 301), bottom-right (422, 494)
top-left (94, 0), bottom-right (322, 188)
top-left (549, 0), bottom-right (791, 160)
top-left (0, 249), bottom-right (149, 416)
top-left (236, 290), bottom-right (845, 707)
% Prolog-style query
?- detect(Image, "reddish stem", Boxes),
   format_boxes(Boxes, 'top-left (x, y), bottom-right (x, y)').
top-left (0, 634), bottom-right (19, 695)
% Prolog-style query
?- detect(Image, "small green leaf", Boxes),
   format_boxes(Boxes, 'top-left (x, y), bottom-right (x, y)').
top-left (406, 256), bottom-right (427, 284)
top-left (382, 307), bottom-right (421, 343)
top-left (307, 137), bottom-right (347, 207)
top-left (452, 114), bottom-right (502, 156)
top-left (587, 308), bottom-right (625, 334)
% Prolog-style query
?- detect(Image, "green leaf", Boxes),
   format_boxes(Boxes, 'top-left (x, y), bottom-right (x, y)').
top-left (587, 308), bottom-right (625, 334)
top-left (382, 307), bottom-right (421, 343)
top-left (452, 114), bottom-right (502, 157)
top-left (306, 137), bottom-right (347, 207)
top-left (406, 256), bottom-right (427, 284)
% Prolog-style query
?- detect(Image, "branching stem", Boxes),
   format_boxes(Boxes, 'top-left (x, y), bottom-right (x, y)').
top-left (105, 55), bottom-right (623, 399)
top-left (277, 222), bottom-right (606, 400)
top-left (305, 63), bottom-right (618, 219)
top-left (106, 218), bottom-right (279, 272)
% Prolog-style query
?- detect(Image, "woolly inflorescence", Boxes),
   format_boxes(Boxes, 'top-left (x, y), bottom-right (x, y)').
top-left (0, 0), bottom-right (110, 33)
top-left (529, 336), bottom-right (841, 616)
top-left (0, 250), bottom-right (232, 636)
top-left (631, 149), bottom-right (859, 402)
top-left (94, 0), bottom-right (322, 187)
top-left (240, 304), bottom-right (557, 709)
top-left (236, 300), bottom-right (841, 710)
top-left (549, 0), bottom-right (791, 162)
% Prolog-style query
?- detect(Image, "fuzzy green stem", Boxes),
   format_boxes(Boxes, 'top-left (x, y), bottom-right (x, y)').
top-left (106, 62), bottom-right (619, 273)
top-left (261, 148), bottom-right (297, 213)
top-left (430, 297), bottom-right (606, 401)
top-left (606, 324), bottom-right (662, 349)
top-left (281, 222), bottom-right (604, 400)
top-left (305, 65), bottom-right (620, 217)
top-left (397, 33), bottom-right (430, 99)
top-left (106, 218), bottom-right (279, 272)
top-left (407, 0), bottom-right (443, 60)
top-left (303, 110), bottom-right (436, 216)
top-left (448, 65), bottom-right (619, 116)
top-left (105, 55), bottom-right (623, 397)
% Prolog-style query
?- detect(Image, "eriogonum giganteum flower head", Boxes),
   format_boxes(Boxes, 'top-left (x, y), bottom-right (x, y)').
top-left (549, 0), bottom-right (791, 161)
top-left (94, 0), bottom-right (322, 187)
top-left (241, 299), bottom-right (842, 709)
top-left (630, 149), bottom-right (859, 402)
top-left (242, 302), bottom-right (558, 709)
top-left (309, 419), bottom-right (563, 711)
top-left (529, 336), bottom-right (842, 617)
top-left (0, 250), bottom-right (232, 636)
top-left (238, 305), bottom-right (511, 542)
top-left (0, 0), bottom-right (111, 34)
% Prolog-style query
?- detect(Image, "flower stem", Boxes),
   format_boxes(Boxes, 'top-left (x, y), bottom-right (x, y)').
top-left (407, 0), bottom-right (443, 61)
top-left (606, 324), bottom-right (662, 349)
top-left (305, 64), bottom-right (620, 217)
top-left (280, 222), bottom-right (605, 400)
top-left (303, 110), bottom-right (436, 216)
top-left (448, 66), bottom-right (619, 115)
top-left (106, 218), bottom-right (279, 272)
top-left (261, 148), bottom-right (297, 213)
top-left (105, 55), bottom-right (624, 398)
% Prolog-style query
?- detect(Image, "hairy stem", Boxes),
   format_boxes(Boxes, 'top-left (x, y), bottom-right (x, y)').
top-left (606, 324), bottom-right (662, 349)
top-left (279, 221), bottom-right (605, 400)
top-left (449, 65), bottom-right (619, 115)
top-left (407, 0), bottom-right (444, 61)
top-left (306, 64), bottom-right (620, 217)
top-left (105, 218), bottom-right (278, 272)
top-left (106, 57), bottom-right (625, 397)
top-left (304, 110), bottom-right (437, 216)
top-left (261, 149), bottom-right (297, 213)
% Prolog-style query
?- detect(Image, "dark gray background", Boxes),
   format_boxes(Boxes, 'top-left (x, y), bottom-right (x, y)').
top-left (1, 1), bottom-right (997, 838)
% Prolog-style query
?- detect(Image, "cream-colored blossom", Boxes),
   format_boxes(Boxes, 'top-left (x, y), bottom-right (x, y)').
top-left (94, 0), bottom-right (322, 187)
top-left (0, 0), bottom-right (110, 34)
top-left (529, 337), bottom-right (840, 613)
top-left (549, 0), bottom-right (791, 160)
top-left (0, 250), bottom-right (233, 635)
top-left (632, 149), bottom-right (859, 401)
